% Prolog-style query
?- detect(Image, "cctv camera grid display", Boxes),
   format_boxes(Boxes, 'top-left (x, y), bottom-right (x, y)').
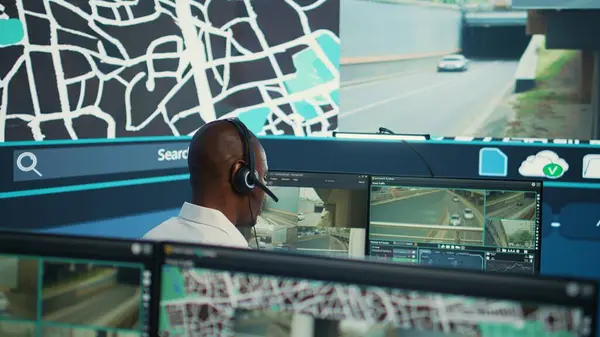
top-left (368, 177), bottom-right (541, 273)
top-left (0, 254), bottom-right (145, 336)
top-left (259, 172), bottom-right (369, 257)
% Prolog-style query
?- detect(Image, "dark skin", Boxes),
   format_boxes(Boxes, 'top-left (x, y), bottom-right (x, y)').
top-left (188, 120), bottom-right (268, 228)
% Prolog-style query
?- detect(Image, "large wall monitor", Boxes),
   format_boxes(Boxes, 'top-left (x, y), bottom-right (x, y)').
top-left (158, 243), bottom-right (597, 337)
top-left (261, 171), bottom-right (369, 257)
top-left (368, 176), bottom-right (543, 274)
top-left (0, 232), bottom-right (157, 337)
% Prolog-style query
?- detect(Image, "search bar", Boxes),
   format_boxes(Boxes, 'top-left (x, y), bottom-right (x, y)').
top-left (13, 142), bottom-right (190, 182)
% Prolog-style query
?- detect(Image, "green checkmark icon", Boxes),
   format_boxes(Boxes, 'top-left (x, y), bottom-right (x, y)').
top-left (543, 163), bottom-right (564, 179)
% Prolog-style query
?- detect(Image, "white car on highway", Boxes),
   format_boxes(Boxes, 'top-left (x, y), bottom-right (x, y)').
top-left (452, 196), bottom-right (459, 202)
top-left (297, 213), bottom-right (305, 221)
top-left (437, 55), bottom-right (469, 72)
top-left (463, 208), bottom-right (474, 220)
top-left (449, 214), bottom-right (462, 226)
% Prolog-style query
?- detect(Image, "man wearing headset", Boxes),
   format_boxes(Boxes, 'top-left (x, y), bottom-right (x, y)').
top-left (142, 118), bottom-right (278, 248)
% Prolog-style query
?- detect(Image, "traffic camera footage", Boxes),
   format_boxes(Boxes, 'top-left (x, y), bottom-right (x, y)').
top-left (368, 177), bottom-right (541, 274)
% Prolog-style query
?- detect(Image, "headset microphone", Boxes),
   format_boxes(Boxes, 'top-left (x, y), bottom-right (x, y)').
top-left (254, 179), bottom-right (279, 202)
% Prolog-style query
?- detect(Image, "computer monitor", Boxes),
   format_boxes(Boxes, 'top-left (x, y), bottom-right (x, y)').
top-left (259, 171), bottom-right (370, 257)
top-left (368, 176), bottom-right (543, 274)
top-left (158, 243), bottom-right (597, 337)
top-left (0, 232), bottom-right (157, 337)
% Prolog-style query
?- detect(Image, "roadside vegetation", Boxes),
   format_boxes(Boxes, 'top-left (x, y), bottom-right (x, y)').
top-left (506, 37), bottom-right (590, 138)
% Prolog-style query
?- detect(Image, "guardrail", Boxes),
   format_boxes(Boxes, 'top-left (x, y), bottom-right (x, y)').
top-left (370, 221), bottom-right (484, 232)
top-left (371, 233), bottom-right (483, 244)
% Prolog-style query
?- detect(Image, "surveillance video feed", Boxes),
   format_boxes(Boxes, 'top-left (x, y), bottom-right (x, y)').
top-left (256, 186), bottom-right (367, 257)
top-left (41, 261), bottom-right (141, 329)
top-left (484, 191), bottom-right (537, 220)
top-left (368, 177), bottom-right (542, 274)
top-left (256, 173), bottom-right (369, 258)
top-left (42, 326), bottom-right (140, 337)
top-left (338, 0), bottom-right (594, 141)
top-left (369, 187), bottom-right (485, 245)
top-left (485, 219), bottom-right (535, 249)
top-left (0, 256), bottom-right (38, 320)
top-left (0, 321), bottom-right (35, 337)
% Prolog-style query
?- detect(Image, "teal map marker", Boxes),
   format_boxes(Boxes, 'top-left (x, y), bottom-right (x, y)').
top-left (0, 19), bottom-right (25, 46)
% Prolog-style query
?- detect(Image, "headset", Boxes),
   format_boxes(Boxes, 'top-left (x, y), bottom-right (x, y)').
top-left (227, 118), bottom-right (279, 249)
top-left (227, 118), bottom-right (279, 202)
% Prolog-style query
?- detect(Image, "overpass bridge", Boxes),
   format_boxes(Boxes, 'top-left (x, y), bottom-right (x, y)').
top-left (464, 11), bottom-right (528, 27)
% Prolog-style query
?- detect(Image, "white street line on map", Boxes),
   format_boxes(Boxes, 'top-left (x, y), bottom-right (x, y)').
top-left (44, 0), bottom-right (78, 139)
top-left (176, 0), bottom-right (216, 122)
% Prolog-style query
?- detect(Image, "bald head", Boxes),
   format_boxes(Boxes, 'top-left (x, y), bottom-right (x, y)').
top-left (187, 119), bottom-right (268, 227)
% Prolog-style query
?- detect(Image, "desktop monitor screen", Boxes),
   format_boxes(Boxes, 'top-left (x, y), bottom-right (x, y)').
top-left (0, 232), bottom-right (157, 337)
top-left (158, 243), bottom-right (597, 337)
top-left (368, 176), bottom-right (543, 274)
top-left (258, 171), bottom-right (369, 257)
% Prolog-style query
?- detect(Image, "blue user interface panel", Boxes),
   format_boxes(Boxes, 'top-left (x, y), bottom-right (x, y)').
top-left (1, 137), bottom-right (600, 315)
top-left (369, 176), bottom-right (542, 274)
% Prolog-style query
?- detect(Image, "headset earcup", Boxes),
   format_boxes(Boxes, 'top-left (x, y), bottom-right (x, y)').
top-left (233, 166), bottom-right (253, 194)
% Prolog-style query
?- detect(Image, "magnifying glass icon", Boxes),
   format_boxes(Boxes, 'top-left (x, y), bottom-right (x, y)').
top-left (16, 152), bottom-right (42, 177)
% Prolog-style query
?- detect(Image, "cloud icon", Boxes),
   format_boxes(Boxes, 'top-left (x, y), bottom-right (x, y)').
top-left (518, 150), bottom-right (569, 179)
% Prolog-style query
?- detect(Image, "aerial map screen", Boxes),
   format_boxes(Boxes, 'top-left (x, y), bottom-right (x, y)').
top-left (368, 177), bottom-right (542, 274)
top-left (0, 0), bottom-right (340, 141)
top-left (0, 235), bottom-right (155, 337)
top-left (158, 247), bottom-right (591, 337)
top-left (256, 172), bottom-right (369, 257)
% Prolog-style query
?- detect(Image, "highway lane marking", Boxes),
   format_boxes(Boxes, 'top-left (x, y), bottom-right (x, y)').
top-left (339, 63), bottom-right (496, 119)
top-left (460, 78), bottom-right (516, 136)
top-left (340, 67), bottom-right (431, 89)
top-left (339, 78), bottom-right (457, 119)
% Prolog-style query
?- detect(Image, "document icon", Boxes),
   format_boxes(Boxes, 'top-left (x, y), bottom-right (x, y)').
top-left (479, 148), bottom-right (508, 177)
top-left (582, 154), bottom-right (600, 179)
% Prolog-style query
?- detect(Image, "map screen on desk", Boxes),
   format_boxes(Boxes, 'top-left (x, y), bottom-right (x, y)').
top-left (158, 266), bottom-right (586, 337)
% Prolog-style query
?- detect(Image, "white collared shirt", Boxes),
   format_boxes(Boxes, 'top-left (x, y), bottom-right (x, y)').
top-left (142, 202), bottom-right (250, 248)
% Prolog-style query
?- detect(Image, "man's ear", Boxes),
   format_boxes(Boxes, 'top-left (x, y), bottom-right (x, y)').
top-left (229, 160), bottom-right (246, 184)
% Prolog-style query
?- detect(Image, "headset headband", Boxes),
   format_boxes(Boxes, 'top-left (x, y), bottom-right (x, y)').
top-left (226, 118), bottom-right (279, 202)
top-left (228, 118), bottom-right (254, 176)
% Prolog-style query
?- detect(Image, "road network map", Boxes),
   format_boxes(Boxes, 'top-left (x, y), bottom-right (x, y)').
top-left (159, 266), bottom-right (583, 337)
top-left (0, 0), bottom-right (340, 141)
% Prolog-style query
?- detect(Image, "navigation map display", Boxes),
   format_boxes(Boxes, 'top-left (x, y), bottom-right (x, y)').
top-left (256, 172), bottom-right (369, 257)
top-left (0, 233), bottom-right (156, 337)
top-left (368, 177), bottom-right (542, 274)
top-left (158, 244), bottom-right (595, 337)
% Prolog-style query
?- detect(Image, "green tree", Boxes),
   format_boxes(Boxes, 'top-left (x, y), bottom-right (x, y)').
top-left (509, 229), bottom-right (532, 246)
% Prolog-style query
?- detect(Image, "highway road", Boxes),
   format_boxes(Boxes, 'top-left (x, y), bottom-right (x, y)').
top-left (370, 190), bottom-right (484, 245)
top-left (298, 212), bottom-right (321, 227)
top-left (338, 60), bottom-right (519, 136)
top-left (43, 285), bottom-right (138, 327)
top-left (261, 210), bottom-right (296, 227)
top-left (486, 193), bottom-right (536, 220)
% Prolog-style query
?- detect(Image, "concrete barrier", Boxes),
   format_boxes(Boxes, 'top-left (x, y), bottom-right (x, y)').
top-left (340, 0), bottom-right (462, 63)
top-left (514, 34), bottom-right (545, 93)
